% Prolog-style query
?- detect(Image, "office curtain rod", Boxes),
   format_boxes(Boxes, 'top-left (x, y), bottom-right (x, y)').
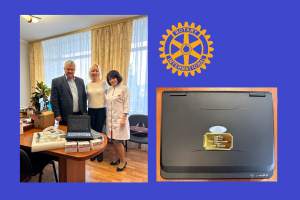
top-left (29, 15), bottom-right (147, 44)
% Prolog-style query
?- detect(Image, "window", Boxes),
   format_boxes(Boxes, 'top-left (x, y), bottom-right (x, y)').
top-left (127, 17), bottom-right (148, 114)
top-left (42, 30), bottom-right (91, 87)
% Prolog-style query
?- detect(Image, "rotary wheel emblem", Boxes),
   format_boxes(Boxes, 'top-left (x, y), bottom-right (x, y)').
top-left (159, 22), bottom-right (214, 77)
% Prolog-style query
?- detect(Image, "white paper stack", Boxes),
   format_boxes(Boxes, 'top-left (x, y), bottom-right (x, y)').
top-left (77, 141), bottom-right (90, 152)
top-left (90, 139), bottom-right (103, 150)
top-left (65, 141), bottom-right (78, 153)
top-left (20, 121), bottom-right (23, 135)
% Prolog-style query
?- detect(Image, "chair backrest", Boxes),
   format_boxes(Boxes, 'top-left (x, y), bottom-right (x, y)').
top-left (128, 114), bottom-right (148, 128)
top-left (20, 149), bottom-right (33, 175)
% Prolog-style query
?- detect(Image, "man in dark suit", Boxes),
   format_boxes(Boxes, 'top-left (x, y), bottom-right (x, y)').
top-left (50, 60), bottom-right (87, 125)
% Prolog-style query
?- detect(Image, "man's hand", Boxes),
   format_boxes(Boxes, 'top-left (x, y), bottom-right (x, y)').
top-left (120, 119), bottom-right (126, 127)
top-left (55, 116), bottom-right (62, 121)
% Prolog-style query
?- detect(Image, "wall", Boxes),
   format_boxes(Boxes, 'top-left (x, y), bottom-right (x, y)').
top-left (20, 40), bottom-right (31, 107)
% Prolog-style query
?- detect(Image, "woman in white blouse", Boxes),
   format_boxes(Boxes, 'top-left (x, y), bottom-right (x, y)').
top-left (86, 64), bottom-right (109, 162)
top-left (105, 70), bottom-right (130, 171)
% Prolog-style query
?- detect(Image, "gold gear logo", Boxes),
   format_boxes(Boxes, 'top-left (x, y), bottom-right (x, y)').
top-left (159, 22), bottom-right (214, 77)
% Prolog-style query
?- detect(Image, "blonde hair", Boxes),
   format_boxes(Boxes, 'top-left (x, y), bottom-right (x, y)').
top-left (89, 64), bottom-right (102, 80)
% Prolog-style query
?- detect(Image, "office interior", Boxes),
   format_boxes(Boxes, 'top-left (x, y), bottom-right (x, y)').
top-left (20, 15), bottom-right (148, 182)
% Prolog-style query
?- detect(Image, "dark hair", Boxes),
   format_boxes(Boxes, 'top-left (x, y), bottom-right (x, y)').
top-left (106, 70), bottom-right (123, 86)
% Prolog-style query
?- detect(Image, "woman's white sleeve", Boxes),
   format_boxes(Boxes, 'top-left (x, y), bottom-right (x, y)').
top-left (123, 87), bottom-right (130, 114)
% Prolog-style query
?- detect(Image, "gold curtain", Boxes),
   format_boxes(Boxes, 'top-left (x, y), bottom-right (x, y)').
top-left (29, 42), bottom-right (45, 94)
top-left (91, 20), bottom-right (133, 85)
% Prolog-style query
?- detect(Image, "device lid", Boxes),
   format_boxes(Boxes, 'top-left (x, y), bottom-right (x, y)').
top-left (67, 115), bottom-right (91, 132)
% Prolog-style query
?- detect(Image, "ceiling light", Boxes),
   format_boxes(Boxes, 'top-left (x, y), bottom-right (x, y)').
top-left (21, 15), bottom-right (41, 23)
top-left (31, 17), bottom-right (39, 23)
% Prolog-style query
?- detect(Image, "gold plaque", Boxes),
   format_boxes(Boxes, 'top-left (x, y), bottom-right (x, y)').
top-left (203, 133), bottom-right (233, 150)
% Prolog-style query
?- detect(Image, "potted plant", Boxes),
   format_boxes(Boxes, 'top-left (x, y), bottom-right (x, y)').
top-left (31, 80), bottom-right (51, 111)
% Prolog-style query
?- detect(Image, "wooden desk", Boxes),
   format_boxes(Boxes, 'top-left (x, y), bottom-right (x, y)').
top-left (156, 88), bottom-right (277, 182)
top-left (20, 126), bottom-right (107, 182)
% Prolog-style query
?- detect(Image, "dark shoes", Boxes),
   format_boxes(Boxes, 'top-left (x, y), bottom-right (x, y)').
top-left (116, 162), bottom-right (127, 172)
top-left (90, 156), bottom-right (96, 161)
top-left (97, 153), bottom-right (103, 162)
top-left (110, 159), bottom-right (120, 165)
top-left (90, 153), bottom-right (103, 162)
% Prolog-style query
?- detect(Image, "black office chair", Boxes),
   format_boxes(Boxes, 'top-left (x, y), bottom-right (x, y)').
top-left (125, 114), bottom-right (148, 151)
top-left (20, 149), bottom-right (58, 182)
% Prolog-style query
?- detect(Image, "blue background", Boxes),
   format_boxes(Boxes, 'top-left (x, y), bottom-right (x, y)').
top-left (2, 0), bottom-right (299, 199)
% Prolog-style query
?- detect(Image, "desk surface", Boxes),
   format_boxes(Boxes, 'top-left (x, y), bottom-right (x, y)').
top-left (20, 125), bottom-right (107, 160)
top-left (156, 88), bottom-right (278, 182)
top-left (20, 125), bottom-right (108, 182)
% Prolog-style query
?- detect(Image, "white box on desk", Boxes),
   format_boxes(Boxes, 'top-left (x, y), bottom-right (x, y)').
top-left (90, 139), bottom-right (103, 150)
top-left (65, 141), bottom-right (78, 153)
top-left (77, 141), bottom-right (90, 152)
top-left (31, 132), bottom-right (66, 152)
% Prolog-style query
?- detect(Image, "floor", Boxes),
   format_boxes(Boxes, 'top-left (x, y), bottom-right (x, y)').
top-left (24, 143), bottom-right (148, 182)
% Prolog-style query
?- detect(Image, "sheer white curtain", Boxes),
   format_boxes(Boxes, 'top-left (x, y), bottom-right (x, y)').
top-left (42, 30), bottom-right (91, 88)
top-left (127, 17), bottom-right (148, 151)
top-left (127, 17), bottom-right (148, 114)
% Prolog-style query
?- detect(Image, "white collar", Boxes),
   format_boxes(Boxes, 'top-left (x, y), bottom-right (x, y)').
top-left (65, 74), bottom-right (75, 81)
top-left (113, 83), bottom-right (122, 89)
